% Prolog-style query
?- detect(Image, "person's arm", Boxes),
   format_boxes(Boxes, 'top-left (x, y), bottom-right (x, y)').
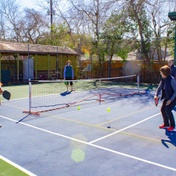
top-left (63, 66), bottom-right (66, 79)
top-left (155, 80), bottom-right (162, 97)
top-left (169, 79), bottom-right (176, 101)
top-left (72, 66), bottom-right (74, 79)
top-left (174, 66), bottom-right (176, 79)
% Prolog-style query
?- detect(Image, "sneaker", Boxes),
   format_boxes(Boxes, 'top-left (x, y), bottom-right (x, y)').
top-left (159, 124), bottom-right (169, 129)
top-left (167, 126), bottom-right (174, 131)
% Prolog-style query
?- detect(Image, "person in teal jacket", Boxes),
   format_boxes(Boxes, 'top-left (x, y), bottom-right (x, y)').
top-left (64, 60), bottom-right (74, 92)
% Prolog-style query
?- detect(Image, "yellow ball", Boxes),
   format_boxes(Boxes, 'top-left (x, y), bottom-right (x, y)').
top-left (77, 106), bottom-right (81, 110)
top-left (107, 108), bottom-right (111, 112)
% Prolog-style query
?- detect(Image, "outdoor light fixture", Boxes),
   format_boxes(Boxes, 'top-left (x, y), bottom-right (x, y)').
top-left (168, 12), bottom-right (176, 20)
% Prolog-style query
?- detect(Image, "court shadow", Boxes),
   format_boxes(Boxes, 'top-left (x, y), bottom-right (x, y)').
top-left (16, 114), bottom-right (31, 123)
top-left (60, 91), bottom-right (71, 96)
top-left (161, 129), bottom-right (176, 148)
top-left (16, 113), bottom-right (44, 123)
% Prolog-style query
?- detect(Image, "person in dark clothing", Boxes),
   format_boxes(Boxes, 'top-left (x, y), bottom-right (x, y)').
top-left (154, 65), bottom-right (176, 131)
top-left (167, 59), bottom-right (176, 78)
top-left (63, 60), bottom-right (74, 92)
top-left (0, 82), bottom-right (3, 127)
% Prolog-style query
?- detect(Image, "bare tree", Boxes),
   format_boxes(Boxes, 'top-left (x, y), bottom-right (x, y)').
top-left (0, 13), bottom-right (5, 40)
top-left (0, 0), bottom-right (21, 40)
top-left (121, 0), bottom-right (175, 62)
top-left (19, 8), bottom-right (48, 43)
top-left (123, 0), bottom-right (152, 61)
top-left (0, 0), bottom-right (174, 63)
top-left (0, 0), bottom-right (49, 43)
top-left (62, 0), bottom-right (118, 76)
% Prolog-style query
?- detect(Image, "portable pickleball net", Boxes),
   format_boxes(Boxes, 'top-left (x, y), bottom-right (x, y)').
top-left (23, 74), bottom-right (142, 116)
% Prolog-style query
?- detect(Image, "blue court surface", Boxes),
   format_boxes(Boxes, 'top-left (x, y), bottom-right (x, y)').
top-left (0, 89), bottom-right (176, 176)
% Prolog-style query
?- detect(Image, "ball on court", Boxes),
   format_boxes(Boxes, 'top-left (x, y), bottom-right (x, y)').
top-left (107, 108), bottom-right (111, 112)
top-left (77, 106), bottom-right (81, 110)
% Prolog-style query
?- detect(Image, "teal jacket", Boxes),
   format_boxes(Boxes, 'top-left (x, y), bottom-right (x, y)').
top-left (64, 65), bottom-right (74, 79)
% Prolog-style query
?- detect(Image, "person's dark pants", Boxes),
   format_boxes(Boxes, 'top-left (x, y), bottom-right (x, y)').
top-left (161, 98), bottom-right (176, 128)
top-left (65, 77), bottom-right (73, 85)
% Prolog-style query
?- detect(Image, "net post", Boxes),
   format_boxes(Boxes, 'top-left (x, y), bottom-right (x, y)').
top-left (23, 79), bottom-right (32, 114)
top-left (29, 79), bottom-right (32, 113)
top-left (23, 79), bottom-right (39, 116)
top-left (97, 93), bottom-right (105, 104)
top-left (137, 74), bottom-right (140, 93)
top-left (98, 93), bottom-right (102, 104)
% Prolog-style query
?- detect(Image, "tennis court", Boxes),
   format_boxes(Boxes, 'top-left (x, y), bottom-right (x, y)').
top-left (0, 75), bottom-right (176, 176)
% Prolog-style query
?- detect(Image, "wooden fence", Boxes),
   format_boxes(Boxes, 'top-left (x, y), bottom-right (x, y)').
top-left (79, 60), bottom-right (167, 84)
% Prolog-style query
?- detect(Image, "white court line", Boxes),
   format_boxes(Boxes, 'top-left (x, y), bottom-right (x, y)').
top-left (1, 114), bottom-right (176, 172)
top-left (0, 97), bottom-right (28, 103)
top-left (0, 155), bottom-right (37, 176)
top-left (89, 113), bottom-right (161, 144)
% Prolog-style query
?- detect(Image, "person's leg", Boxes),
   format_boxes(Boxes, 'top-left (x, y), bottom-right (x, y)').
top-left (65, 78), bottom-right (69, 92)
top-left (165, 99), bottom-right (176, 128)
top-left (66, 84), bottom-right (68, 92)
top-left (64, 82), bottom-right (69, 92)
top-left (70, 81), bottom-right (73, 91)
top-left (0, 88), bottom-right (3, 94)
top-left (160, 99), bottom-right (169, 127)
top-left (165, 109), bottom-right (175, 128)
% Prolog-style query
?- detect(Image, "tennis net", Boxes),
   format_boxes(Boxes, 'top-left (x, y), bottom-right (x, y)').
top-left (23, 74), bottom-right (141, 115)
